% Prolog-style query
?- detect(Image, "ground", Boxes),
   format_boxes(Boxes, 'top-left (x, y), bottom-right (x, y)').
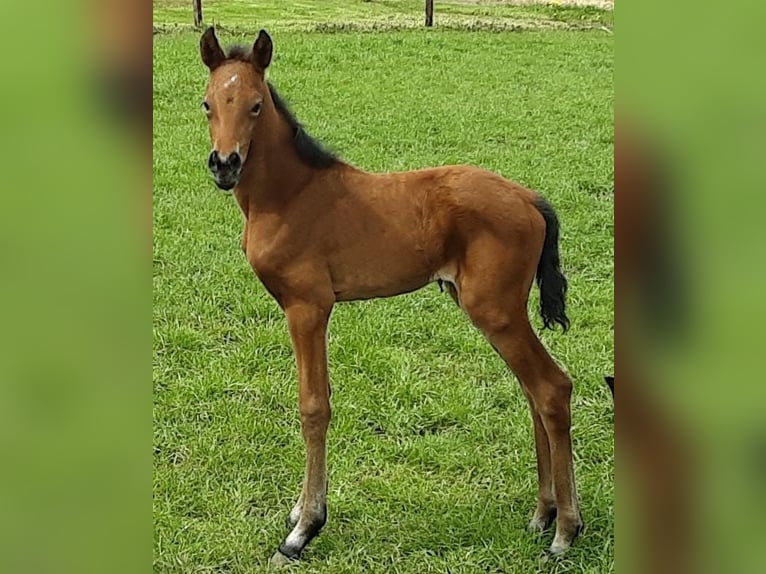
top-left (153, 2), bottom-right (613, 572)
top-left (154, 1), bottom-right (614, 33)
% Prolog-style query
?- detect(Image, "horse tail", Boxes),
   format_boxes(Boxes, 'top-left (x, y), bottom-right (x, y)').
top-left (532, 196), bottom-right (570, 332)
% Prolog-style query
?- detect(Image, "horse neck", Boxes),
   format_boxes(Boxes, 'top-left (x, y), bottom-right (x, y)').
top-left (233, 108), bottom-right (315, 218)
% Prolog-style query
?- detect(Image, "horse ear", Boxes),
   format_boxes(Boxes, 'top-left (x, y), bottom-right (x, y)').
top-left (200, 27), bottom-right (225, 70)
top-left (252, 29), bottom-right (273, 73)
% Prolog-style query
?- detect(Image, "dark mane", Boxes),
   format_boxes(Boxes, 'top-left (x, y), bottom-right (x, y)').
top-left (267, 83), bottom-right (339, 169)
top-left (223, 45), bottom-right (340, 170)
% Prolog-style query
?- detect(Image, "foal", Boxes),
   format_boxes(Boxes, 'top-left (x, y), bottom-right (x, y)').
top-left (199, 27), bottom-right (582, 565)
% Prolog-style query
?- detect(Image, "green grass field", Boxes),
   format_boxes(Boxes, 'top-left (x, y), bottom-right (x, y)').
top-left (154, 2), bottom-right (613, 572)
top-left (153, 0), bottom-right (613, 32)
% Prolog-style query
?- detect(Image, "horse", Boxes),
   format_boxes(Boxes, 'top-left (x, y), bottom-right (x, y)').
top-left (198, 26), bottom-right (582, 566)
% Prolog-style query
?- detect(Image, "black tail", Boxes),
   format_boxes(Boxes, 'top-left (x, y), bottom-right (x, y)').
top-left (533, 196), bottom-right (570, 332)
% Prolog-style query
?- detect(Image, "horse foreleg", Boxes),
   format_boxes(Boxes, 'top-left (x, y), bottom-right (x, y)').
top-left (271, 300), bottom-right (332, 566)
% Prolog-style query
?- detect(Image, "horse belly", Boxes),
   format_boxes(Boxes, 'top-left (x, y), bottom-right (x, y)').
top-left (330, 248), bottom-right (434, 301)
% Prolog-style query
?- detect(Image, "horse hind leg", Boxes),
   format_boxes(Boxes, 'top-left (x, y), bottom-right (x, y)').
top-left (443, 265), bottom-right (556, 527)
top-left (458, 278), bottom-right (582, 555)
top-left (526, 403), bottom-right (557, 533)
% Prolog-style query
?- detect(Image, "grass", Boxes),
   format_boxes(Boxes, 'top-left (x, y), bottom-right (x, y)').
top-left (153, 3), bottom-right (613, 572)
top-left (153, 0), bottom-right (614, 32)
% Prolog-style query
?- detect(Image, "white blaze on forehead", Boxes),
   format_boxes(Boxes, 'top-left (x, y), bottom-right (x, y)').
top-left (223, 74), bottom-right (239, 88)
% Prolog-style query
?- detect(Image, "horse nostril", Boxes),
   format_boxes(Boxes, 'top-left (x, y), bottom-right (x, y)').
top-left (228, 152), bottom-right (242, 170)
top-left (208, 150), bottom-right (220, 171)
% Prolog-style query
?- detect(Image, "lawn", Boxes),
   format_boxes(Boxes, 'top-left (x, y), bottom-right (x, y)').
top-left (153, 2), bottom-right (613, 572)
top-left (153, 0), bottom-right (614, 32)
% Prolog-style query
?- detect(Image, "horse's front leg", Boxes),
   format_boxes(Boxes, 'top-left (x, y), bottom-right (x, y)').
top-left (271, 300), bottom-right (332, 566)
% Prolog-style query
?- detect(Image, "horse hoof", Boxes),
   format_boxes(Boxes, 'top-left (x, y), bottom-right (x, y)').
top-left (548, 539), bottom-right (571, 556)
top-left (528, 516), bottom-right (552, 533)
top-left (548, 520), bottom-right (583, 556)
top-left (528, 508), bottom-right (556, 533)
top-left (269, 551), bottom-right (295, 568)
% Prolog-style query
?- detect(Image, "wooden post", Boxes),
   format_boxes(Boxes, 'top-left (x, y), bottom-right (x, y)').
top-left (425, 0), bottom-right (434, 27)
top-left (193, 0), bottom-right (203, 28)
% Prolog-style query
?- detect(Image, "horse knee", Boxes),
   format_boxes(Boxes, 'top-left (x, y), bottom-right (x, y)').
top-left (300, 399), bottom-right (331, 435)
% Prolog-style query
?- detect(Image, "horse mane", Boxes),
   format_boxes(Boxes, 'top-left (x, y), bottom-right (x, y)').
top-left (223, 45), bottom-right (340, 170)
top-left (267, 83), bottom-right (340, 169)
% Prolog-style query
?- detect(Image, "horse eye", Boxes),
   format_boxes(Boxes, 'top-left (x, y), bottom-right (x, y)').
top-left (202, 101), bottom-right (210, 113)
top-left (251, 102), bottom-right (263, 116)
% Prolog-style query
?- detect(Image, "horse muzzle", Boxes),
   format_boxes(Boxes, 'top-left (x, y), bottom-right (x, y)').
top-left (208, 150), bottom-right (242, 191)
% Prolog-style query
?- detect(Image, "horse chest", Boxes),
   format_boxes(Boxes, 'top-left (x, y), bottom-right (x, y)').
top-left (242, 222), bottom-right (300, 292)
top-left (245, 238), bottom-right (283, 280)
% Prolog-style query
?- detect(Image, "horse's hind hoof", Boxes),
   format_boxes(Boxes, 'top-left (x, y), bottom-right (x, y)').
top-left (548, 540), bottom-right (571, 557)
top-left (528, 507), bottom-right (556, 533)
top-left (269, 551), bottom-right (296, 568)
top-left (548, 520), bottom-right (584, 556)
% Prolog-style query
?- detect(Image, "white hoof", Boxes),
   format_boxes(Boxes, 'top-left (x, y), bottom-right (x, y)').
top-left (549, 534), bottom-right (572, 556)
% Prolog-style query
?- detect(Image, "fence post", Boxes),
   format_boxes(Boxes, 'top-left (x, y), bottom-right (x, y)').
top-left (193, 0), bottom-right (203, 28)
top-left (425, 0), bottom-right (434, 27)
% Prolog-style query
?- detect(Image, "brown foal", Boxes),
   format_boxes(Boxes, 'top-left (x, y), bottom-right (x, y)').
top-left (199, 27), bottom-right (582, 565)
